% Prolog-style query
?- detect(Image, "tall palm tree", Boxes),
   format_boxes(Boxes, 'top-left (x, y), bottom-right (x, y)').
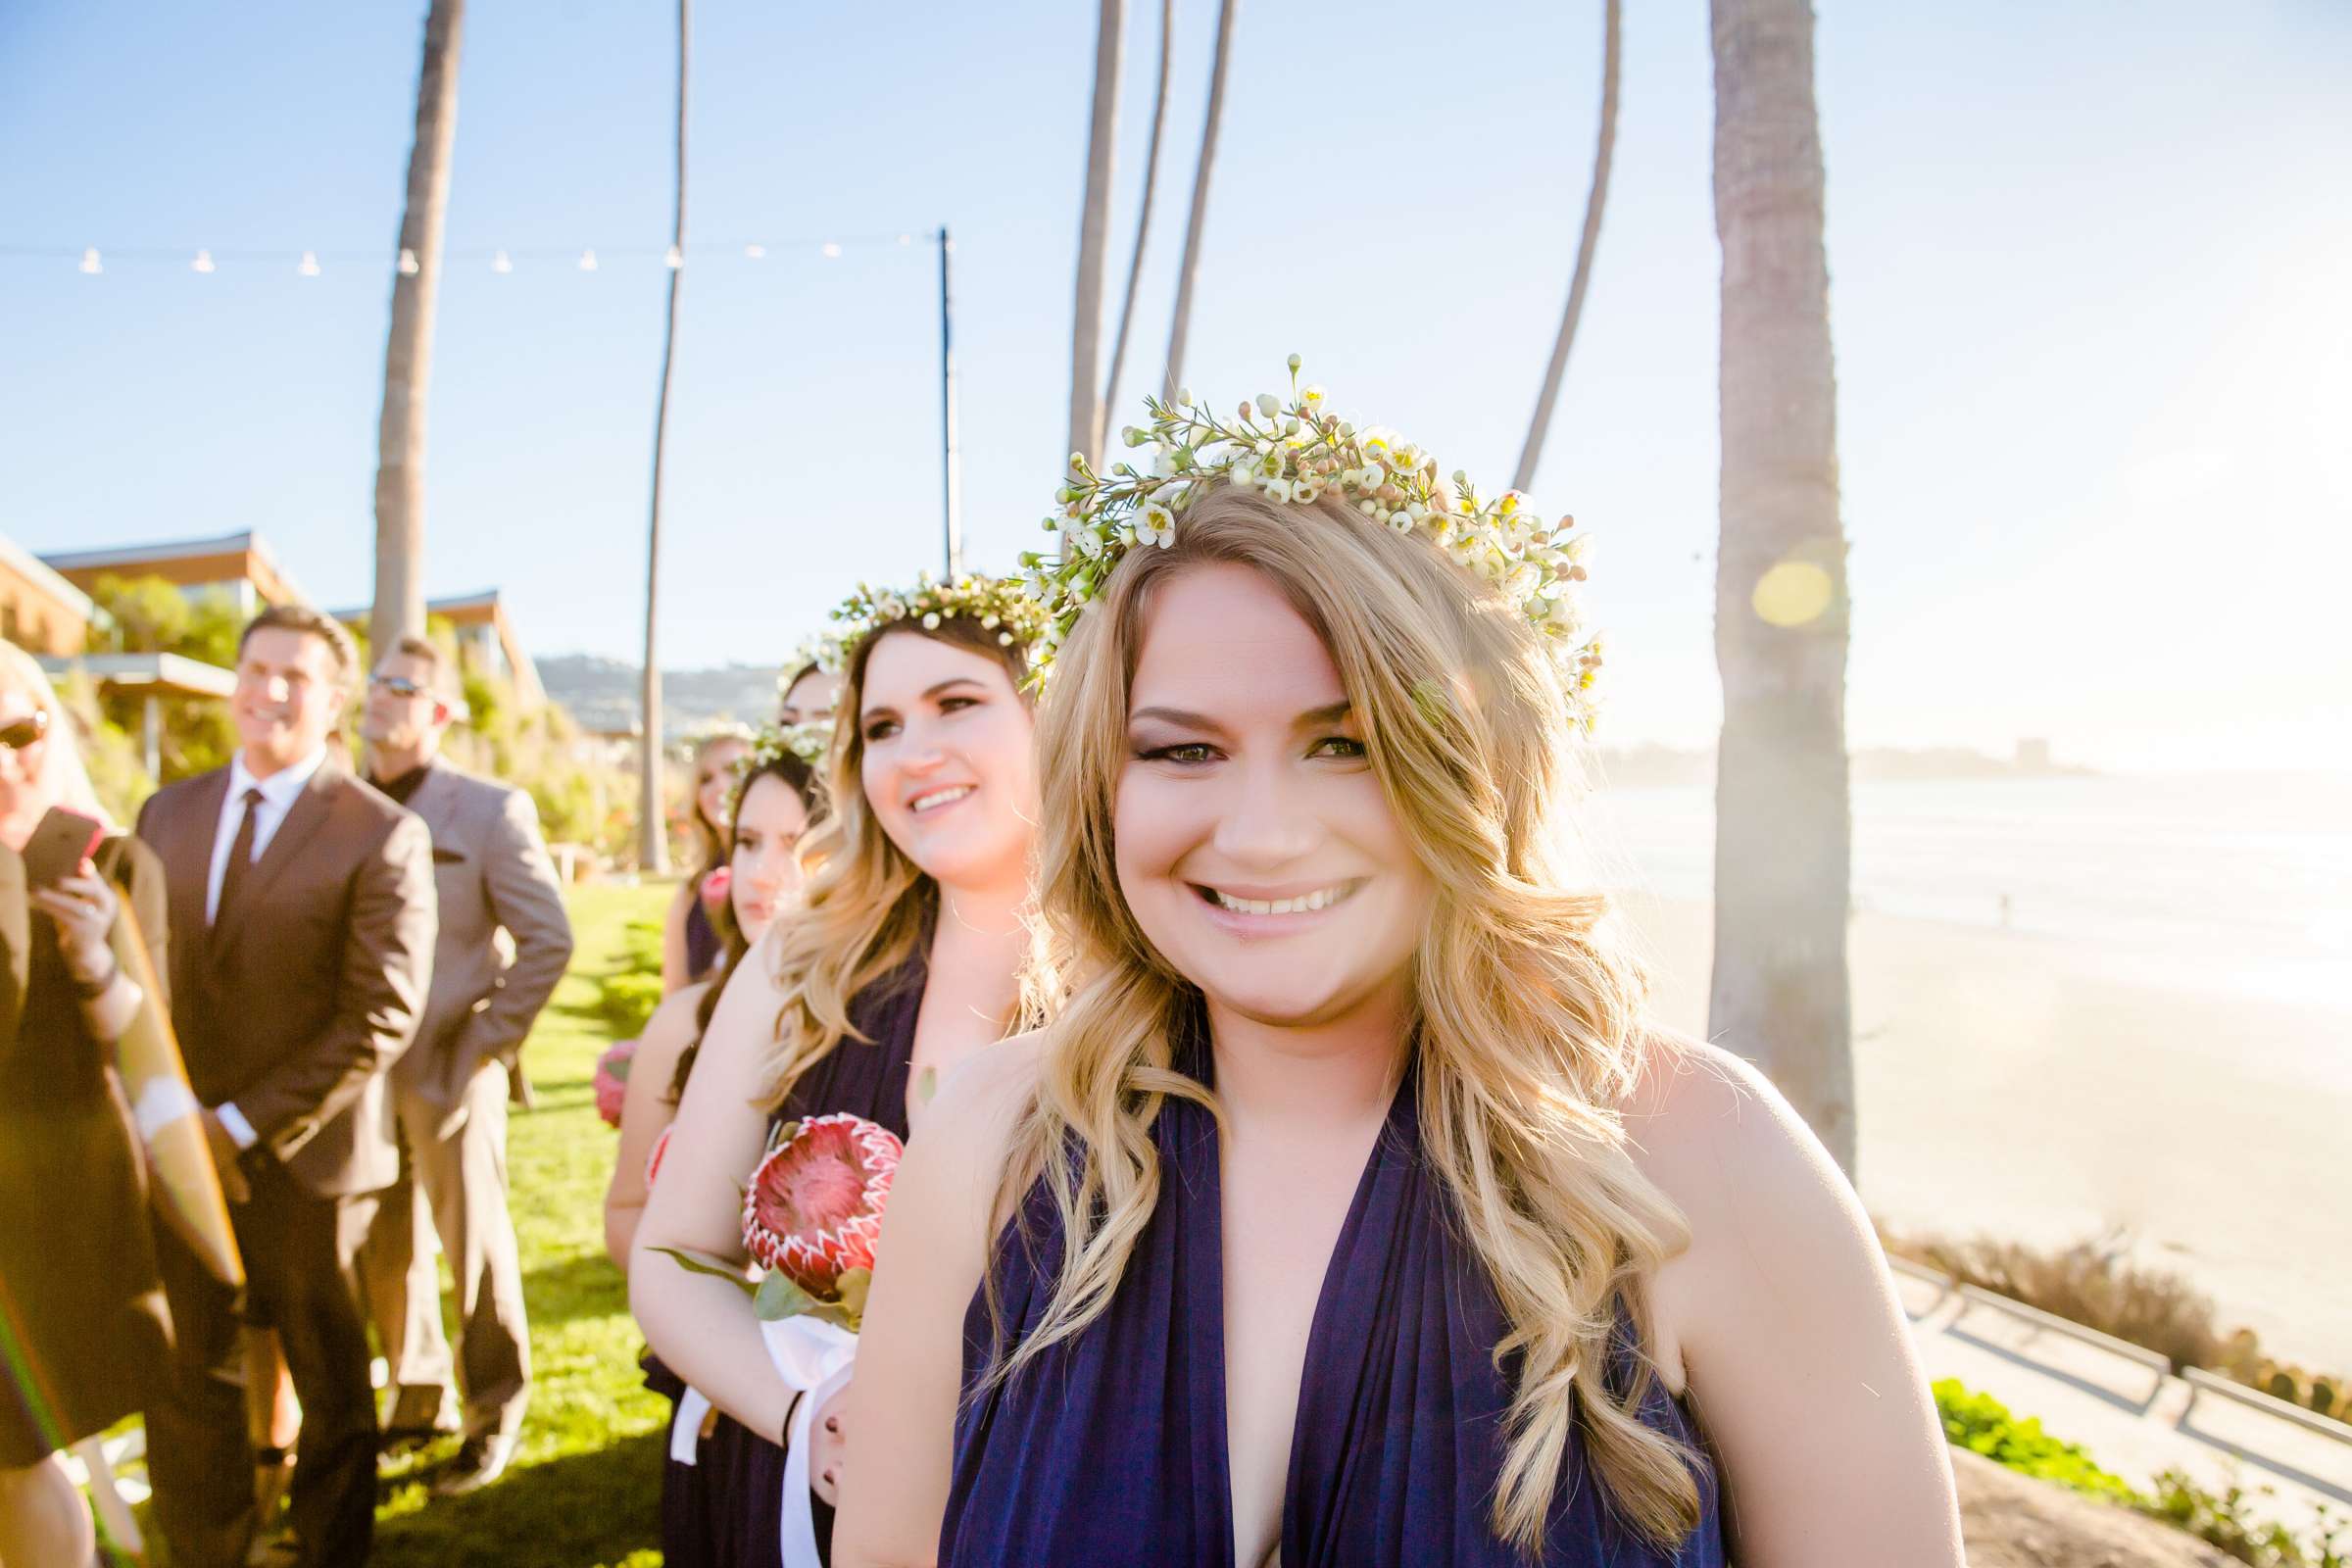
top-left (1102, 0), bottom-right (1172, 423)
top-left (370, 0), bottom-right (466, 660)
top-left (1708, 0), bottom-right (1855, 1175)
top-left (639, 0), bottom-right (690, 876)
top-left (1162, 0), bottom-right (1238, 405)
top-left (1513, 0), bottom-right (1619, 494)
top-left (1068, 0), bottom-right (1127, 470)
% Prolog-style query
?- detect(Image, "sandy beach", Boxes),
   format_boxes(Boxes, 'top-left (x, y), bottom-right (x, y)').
top-left (1616, 892), bottom-right (2352, 1373)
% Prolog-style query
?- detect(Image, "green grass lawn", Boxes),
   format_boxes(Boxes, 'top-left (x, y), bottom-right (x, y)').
top-left (368, 880), bottom-right (671, 1568)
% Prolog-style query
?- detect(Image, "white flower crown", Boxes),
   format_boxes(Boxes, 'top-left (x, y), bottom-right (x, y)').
top-left (827, 571), bottom-right (1051, 663)
top-left (1018, 356), bottom-right (1604, 719)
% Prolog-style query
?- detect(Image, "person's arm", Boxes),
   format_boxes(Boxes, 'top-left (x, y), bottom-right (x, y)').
top-left (832, 1034), bottom-right (1041, 1568)
top-left (659, 882), bottom-right (693, 996)
top-left (233, 811), bottom-right (437, 1159)
top-left (1629, 1040), bottom-right (1964, 1567)
top-left (630, 944), bottom-right (799, 1436)
top-left (604, 984), bottom-right (706, 1270)
top-left (448, 787), bottom-right (575, 1077)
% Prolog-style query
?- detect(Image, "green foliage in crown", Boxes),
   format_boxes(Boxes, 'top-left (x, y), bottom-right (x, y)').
top-left (1018, 356), bottom-right (1605, 723)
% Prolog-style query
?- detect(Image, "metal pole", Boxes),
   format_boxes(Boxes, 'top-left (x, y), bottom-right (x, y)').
top-left (939, 225), bottom-right (962, 578)
top-left (142, 693), bottom-right (161, 781)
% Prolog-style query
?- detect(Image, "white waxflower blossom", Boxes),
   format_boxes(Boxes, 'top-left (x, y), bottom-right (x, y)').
top-left (923, 612), bottom-right (943, 629)
top-left (1256, 393), bottom-right (1282, 417)
top-left (1263, 478), bottom-right (1295, 505)
top-left (1138, 501), bottom-right (1177, 547)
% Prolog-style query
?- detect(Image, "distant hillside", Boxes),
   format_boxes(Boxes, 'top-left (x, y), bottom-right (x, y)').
top-left (538, 654), bottom-right (781, 739)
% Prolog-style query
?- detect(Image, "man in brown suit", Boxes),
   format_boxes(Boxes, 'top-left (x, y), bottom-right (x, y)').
top-left (136, 605), bottom-right (435, 1568)
top-left (357, 636), bottom-right (573, 1494)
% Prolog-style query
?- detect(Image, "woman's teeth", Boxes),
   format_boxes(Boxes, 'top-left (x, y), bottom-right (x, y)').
top-left (1202, 883), bottom-right (1354, 916)
top-left (908, 784), bottom-right (974, 814)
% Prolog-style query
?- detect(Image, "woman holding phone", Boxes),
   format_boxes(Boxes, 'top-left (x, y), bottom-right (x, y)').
top-left (0, 644), bottom-right (172, 1567)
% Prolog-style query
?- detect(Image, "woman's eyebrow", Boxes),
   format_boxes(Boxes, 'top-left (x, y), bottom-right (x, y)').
top-left (1129, 705), bottom-right (1229, 739)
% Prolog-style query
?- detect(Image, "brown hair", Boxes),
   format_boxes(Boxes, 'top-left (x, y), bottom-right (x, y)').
top-left (239, 603), bottom-right (360, 681)
top-left (385, 634), bottom-right (452, 697)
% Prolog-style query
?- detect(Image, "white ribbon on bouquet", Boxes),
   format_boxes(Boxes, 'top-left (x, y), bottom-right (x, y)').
top-left (668, 1385), bottom-right (715, 1464)
top-left (764, 1313), bottom-right (860, 1568)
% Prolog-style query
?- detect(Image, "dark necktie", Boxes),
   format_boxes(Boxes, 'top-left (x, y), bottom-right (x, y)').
top-left (215, 786), bottom-right (264, 928)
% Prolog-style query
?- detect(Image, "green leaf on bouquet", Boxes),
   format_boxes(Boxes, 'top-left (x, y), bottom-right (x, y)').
top-left (609, 1053), bottom-right (632, 1083)
top-left (915, 1066), bottom-right (938, 1105)
top-left (753, 1270), bottom-right (819, 1323)
top-left (650, 1247), bottom-right (758, 1298)
top-left (834, 1268), bottom-right (872, 1326)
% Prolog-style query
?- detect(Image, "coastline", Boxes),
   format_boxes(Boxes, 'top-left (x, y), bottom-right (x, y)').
top-left (1613, 891), bottom-right (2352, 1373)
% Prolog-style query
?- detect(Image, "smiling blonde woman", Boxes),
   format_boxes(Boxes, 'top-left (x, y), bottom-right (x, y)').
top-left (630, 577), bottom-right (1048, 1568)
top-left (834, 372), bottom-right (1965, 1568)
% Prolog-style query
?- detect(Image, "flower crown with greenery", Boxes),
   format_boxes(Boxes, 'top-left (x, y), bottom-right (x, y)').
top-left (781, 632), bottom-right (846, 688)
top-left (827, 571), bottom-right (1051, 666)
top-left (1018, 356), bottom-right (1604, 720)
top-left (735, 717), bottom-right (833, 788)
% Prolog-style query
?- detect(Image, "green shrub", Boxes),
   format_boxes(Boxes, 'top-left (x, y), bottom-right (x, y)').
top-left (1932, 1379), bottom-right (2133, 1498)
top-left (597, 972), bottom-right (664, 1039)
top-left (2142, 1472), bottom-right (2346, 1568)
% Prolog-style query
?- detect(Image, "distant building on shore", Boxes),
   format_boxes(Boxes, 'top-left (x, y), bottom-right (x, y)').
top-left (43, 528), bottom-right (309, 615)
top-left (0, 533), bottom-right (96, 655)
top-left (328, 587), bottom-right (545, 710)
top-left (2016, 738), bottom-right (2054, 773)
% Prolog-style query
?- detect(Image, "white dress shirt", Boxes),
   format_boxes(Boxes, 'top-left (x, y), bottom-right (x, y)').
top-left (207, 746), bottom-right (329, 1149)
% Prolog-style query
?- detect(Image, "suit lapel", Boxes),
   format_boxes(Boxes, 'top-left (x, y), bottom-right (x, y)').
top-left (173, 770), bottom-right (229, 995)
top-left (403, 760), bottom-right (458, 837)
top-left (209, 766), bottom-right (338, 964)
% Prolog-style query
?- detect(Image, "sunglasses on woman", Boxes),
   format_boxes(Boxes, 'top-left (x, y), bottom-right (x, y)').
top-left (0, 710), bottom-right (48, 751)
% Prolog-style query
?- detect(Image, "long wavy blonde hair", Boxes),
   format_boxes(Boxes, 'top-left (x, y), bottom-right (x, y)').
top-left (994, 483), bottom-right (1706, 1552)
top-left (757, 617), bottom-right (1032, 1109)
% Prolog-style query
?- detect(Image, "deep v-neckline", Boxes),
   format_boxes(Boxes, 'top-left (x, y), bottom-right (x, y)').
top-left (1190, 1052), bottom-right (1415, 1568)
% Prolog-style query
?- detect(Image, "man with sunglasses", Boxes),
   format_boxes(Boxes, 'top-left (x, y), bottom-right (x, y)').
top-left (134, 605), bottom-right (436, 1568)
top-left (355, 636), bottom-right (572, 1498)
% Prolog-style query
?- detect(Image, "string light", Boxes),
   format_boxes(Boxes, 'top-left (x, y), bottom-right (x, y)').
top-left (398, 248), bottom-right (419, 275)
top-left (744, 243), bottom-right (765, 260)
top-left (191, 249), bottom-right (216, 273)
top-left (79, 247), bottom-right (102, 274)
top-left (298, 250), bottom-right (321, 276)
top-left (664, 244), bottom-right (683, 270)
top-left (492, 249), bottom-right (514, 273)
top-left (577, 248), bottom-right (598, 271)
top-left (821, 242), bottom-right (843, 259)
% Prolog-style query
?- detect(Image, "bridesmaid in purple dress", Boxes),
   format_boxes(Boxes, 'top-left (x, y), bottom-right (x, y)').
top-left (837, 380), bottom-right (1967, 1567)
top-left (632, 577), bottom-right (1049, 1568)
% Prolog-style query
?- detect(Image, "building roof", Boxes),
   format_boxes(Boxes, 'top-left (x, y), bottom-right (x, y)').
top-left (0, 533), bottom-right (97, 619)
top-left (328, 588), bottom-right (544, 708)
top-left (37, 651), bottom-right (238, 700)
top-left (40, 528), bottom-right (310, 607)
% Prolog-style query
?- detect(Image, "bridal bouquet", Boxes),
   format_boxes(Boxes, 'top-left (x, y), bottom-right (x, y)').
top-left (593, 1038), bottom-right (637, 1128)
top-left (656, 1110), bottom-right (904, 1330)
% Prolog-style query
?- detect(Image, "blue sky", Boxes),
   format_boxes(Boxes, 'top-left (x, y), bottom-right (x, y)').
top-left (4, 0), bottom-right (2347, 770)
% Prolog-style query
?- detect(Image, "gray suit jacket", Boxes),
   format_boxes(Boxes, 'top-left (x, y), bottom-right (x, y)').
top-left (388, 760), bottom-right (574, 1112)
top-left (136, 763), bottom-right (436, 1197)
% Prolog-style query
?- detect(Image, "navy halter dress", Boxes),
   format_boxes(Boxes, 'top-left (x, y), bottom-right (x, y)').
top-left (653, 941), bottom-right (926, 1568)
top-left (940, 1024), bottom-right (1728, 1567)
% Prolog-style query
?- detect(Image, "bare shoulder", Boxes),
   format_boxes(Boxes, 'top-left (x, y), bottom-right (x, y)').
top-left (913, 1029), bottom-right (1045, 1165)
top-left (1619, 1032), bottom-right (1850, 1232)
top-left (638, 981), bottom-right (712, 1062)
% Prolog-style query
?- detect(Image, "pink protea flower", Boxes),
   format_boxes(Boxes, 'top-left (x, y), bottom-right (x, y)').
top-left (594, 1039), bottom-right (637, 1129)
top-left (741, 1112), bottom-right (903, 1302)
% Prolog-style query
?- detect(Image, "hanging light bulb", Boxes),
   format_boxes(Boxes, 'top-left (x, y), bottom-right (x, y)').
top-left (896, 233), bottom-right (912, 246)
top-left (821, 242), bottom-right (843, 259)
top-left (191, 249), bottom-right (217, 273)
top-left (664, 244), bottom-right (684, 270)
top-left (78, 247), bottom-right (103, 274)
top-left (492, 249), bottom-right (514, 273)
top-left (298, 251), bottom-right (321, 277)
top-left (398, 247), bottom-right (419, 275)
top-left (744, 243), bottom-right (766, 260)
top-left (577, 248), bottom-right (598, 271)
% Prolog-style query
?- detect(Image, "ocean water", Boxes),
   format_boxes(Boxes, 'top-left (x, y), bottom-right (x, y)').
top-left (1584, 770), bottom-right (2352, 1009)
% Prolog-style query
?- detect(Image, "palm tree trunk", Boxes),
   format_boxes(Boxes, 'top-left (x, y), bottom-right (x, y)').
top-left (1162, 0), bottom-right (1237, 405)
top-left (370, 0), bottom-right (466, 661)
top-left (639, 0), bottom-right (689, 877)
top-left (1707, 0), bottom-right (1855, 1175)
top-left (1513, 0), bottom-right (1619, 494)
top-left (1068, 0), bottom-right (1126, 470)
top-left (1102, 0), bottom-right (1172, 422)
